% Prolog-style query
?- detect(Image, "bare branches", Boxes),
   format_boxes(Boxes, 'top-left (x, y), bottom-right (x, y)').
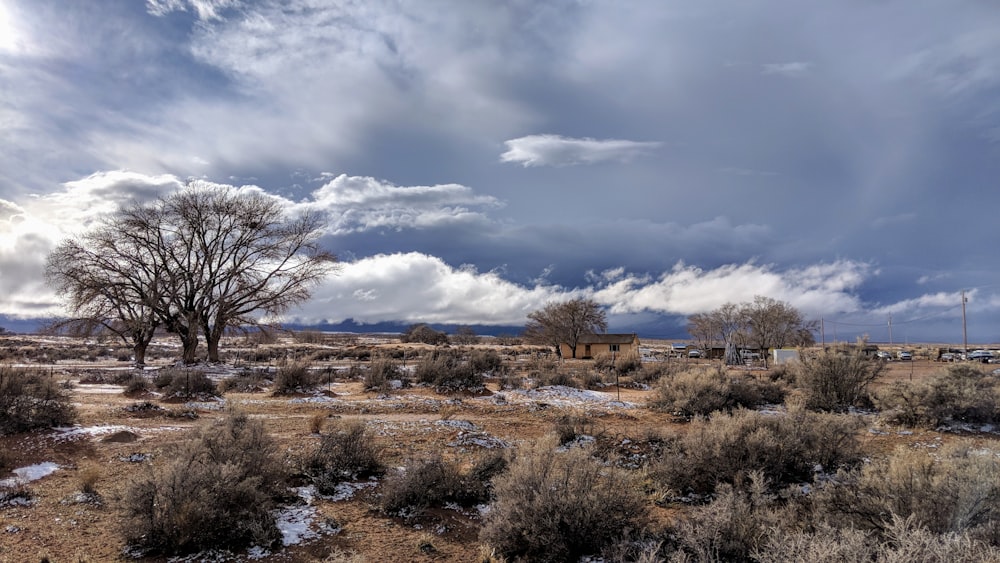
top-left (524, 298), bottom-right (607, 359)
top-left (46, 183), bottom-right (338, 364)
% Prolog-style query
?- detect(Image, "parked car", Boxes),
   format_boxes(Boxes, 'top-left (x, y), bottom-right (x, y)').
top-left (688, 349), bottom-right (703, 358)
top-left (875, 350), bottom-right (893, 361)
top-left (939, 352), bottom-right (956, 362)
top-left (968, 350), bottom-right (995, 363)
top-left (897, 350), bottom-right (913, 361)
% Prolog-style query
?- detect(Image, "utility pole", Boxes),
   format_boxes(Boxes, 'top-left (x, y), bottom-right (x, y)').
top-left (888, 314), bottom-right (893, 347)
top-left (820, 318), bottom-right (825, 349)
top-left (962, 289), bottom-right (968, 354)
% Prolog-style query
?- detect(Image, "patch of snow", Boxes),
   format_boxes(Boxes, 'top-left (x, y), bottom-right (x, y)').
top-left (449, 431), bottom-right (509, 450)
top-left (54, 425), bottom-right (130, 441)
top-left (275, 504), bottom-right (319, 546)
top-left (499, 385), bottom-right (637, 409)
top-left (0, 462), bottom-right (59, 487)
top-left (435, 419), bottom-right (478, 431)
top-left (74, 384), bottom-right (125, 394)
top-left (320, 481), bottom-right (378, 502)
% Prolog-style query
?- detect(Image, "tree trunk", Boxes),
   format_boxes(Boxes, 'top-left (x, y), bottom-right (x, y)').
top-left (133, 341), bottom-right (148, 367)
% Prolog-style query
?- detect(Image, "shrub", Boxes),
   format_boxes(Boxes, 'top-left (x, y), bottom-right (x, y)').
top-left (363, 358), bottom-right (403, 392)
top-left (401, 323), bottom-right (448, 345)
top-left (757, 517), bottom-right (1000, 562)
top-left (122, 374), bottom-right (150, 396)
top-left (413, 350), bottom-right (483, 392)
top-left (791, 349), bottom-right (885, 411)
top-left (121, 410), bottom-right (287, 555)
top-left (480, 438), bottom-right (650, 562)
top-left (648, 366), bottom-right (773, 418)
top-left (650, 407), bottom-right (862, 497)
top-left (78, 464), bottom-right (101, 496)
top-left (875, 364), bottom-right (1000, 427)
top-left (379, 454), bottom-right (472, 518)
top-left (301, 421), bottom-right (383, 495)
top-left (159, 368), bottom-right (216, 399)
top-left (468, 349), bottom-right (504, 376)
top-left (272, 361), bottom-right (319, 395)
top-left (218, 370), bottom-right (269, 393)
top-left (668, 472), bottom-right (785, 562)
top-left (0, 366), bottom-right (76, 434)
top-left (814, 443), bottom-right (1000, 540)
top-left (553, 413), bottom-right (601, 446)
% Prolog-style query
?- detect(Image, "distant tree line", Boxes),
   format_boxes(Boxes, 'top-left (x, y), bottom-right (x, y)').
top-left (46, 184), bottom-right (337, 364)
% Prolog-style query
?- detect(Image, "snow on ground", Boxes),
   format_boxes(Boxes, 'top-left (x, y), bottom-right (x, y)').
top-left (0, 462), bottom-right (59, 488)
top-left (495, 385), bottom-right (637, 409)
top-left (54, 425), bottom-right (131, 440)
top-left (74, 384), bottom-right (126, 394)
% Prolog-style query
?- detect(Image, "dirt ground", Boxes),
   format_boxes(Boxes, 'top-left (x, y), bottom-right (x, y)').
top-left (1, 338), bottom-right (997, 562)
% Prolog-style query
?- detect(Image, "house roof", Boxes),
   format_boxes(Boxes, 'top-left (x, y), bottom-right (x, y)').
top-left (573, 333), bottom-right (638, 345)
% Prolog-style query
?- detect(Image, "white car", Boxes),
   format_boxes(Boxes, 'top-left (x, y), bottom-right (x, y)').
top-left (969, 350), bottom-right (994, 362)
top-left (897, 351), bottom-right (913, 361)
top-left (688, 349), bottom-right (703, 358)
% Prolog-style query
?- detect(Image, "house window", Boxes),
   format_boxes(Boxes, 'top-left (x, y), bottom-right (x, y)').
top-left (610, 344), bottom-right (620, 352)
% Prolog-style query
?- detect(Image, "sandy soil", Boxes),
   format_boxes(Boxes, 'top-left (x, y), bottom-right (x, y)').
top-left (1, 342), bottom-right (997, 562)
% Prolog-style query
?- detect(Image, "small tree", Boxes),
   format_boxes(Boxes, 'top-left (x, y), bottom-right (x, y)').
top-left (401, 323), bottom-right (448, 345)
top-left (451, 325), bottom-right (479, 345)
top-left (524, 298), bottom-right (607, 359)
top-left (792, 348), bottom-right (886, 411)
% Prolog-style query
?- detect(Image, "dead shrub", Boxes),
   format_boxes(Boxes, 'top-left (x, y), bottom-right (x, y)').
top-left (875, 364), bottom-right (1000, 427)
top-left (650, 407), bottom-right (862, 497)
top-left (791, 349), bottom-right (885, 411)
top-left (0, 366), bottom-right (76, 435)
top-left (648, 366), bottom-right (773, 418)
top-left (413, 350), bottom-right (484, 393)
top-left (301, 420), bottom-right (384, 495)
top-left (121, 410), bottom-right (287, 555)
top-left (480, 438), bottom-right (650, 562)
top-left (272, 361), bottom-right (319, 395)
top-left (218, 370), bottom-right (269, 393)
top-left (78, 464), bottom-right (101, 495)
top-left (535, 369), bottom-right (578, 388)
top-left (469, 349), bottom-right (504, 376)
top-left (814, 443), bottom-right (1000, 540)
top-left (552, 413), bottom-right (602, 446)
top-left (309, 413), bottom-right (326, 434)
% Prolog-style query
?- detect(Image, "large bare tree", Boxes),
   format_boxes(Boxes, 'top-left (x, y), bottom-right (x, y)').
top-left (686, 296), bottom-right (815, 366)
top-left (524, 298), bottom-right (607, 359)
top-left (47, 183), bottom-right (337, 364)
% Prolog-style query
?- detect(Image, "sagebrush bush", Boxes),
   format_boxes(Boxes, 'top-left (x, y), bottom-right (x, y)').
top-left (650, 407), bottom-right (862, 497)
top-left (363, 358), bottom-right (403, 392)
top-left (875, 364), bottom-right (1000, 427)
top-left (0, 366), bottom-right (76, 434)
top-left (648, 366), bottom-right (777, 418)
top-left (814, 443), bottom-right (1000, 540)
top-left (218, 370), bottom-right (269, 393)
top-left (790, 349), bottom-right (885, 411)
top-left (480, 438), bottom-right (650, 562)
top-left (413, 350), bottom-right (483, 392)
top-left (159, 368), bottom-right (216, 398)
top-left (301, 420), bottom-right (384, 494)
top-left (122, 374), bottom-right (150, 396)
top-left (469, 349), bottom-right (504, 376)
top-left (121, 410), bottom-right (287, 555)
top-left (378, 453), bottom-right (500, 518)
top-left (757, 517), bottom-right (1000, 563)
top-left (272, 361), bottom-right (319, 395)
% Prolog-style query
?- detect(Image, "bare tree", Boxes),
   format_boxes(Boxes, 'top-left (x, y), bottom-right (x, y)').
top-left (524, 298), bottom-right (607, 359)
top-left (47, 183), bottom-right (337, 364)
top-left (451, 326), bottom-right (479, 345)
top-left (686, 312), bottom-right (722, 353)
top-left (742, 295), bottom-right (813, 353)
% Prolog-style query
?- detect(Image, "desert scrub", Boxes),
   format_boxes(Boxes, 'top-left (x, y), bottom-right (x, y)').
top-left (479, 437), bottom-right (650, 563)
top-left (121, 410), bottom-right (287, 555)
top-left (875, 364), bottom-right (1000, 427)
top-left (650, 407), bottom-right (862, 497)
top-left (122, 373), bottom-right (150, 396)
top-left (789, 349), bottom-right (885, 411)
top-left (301, 420), bottom-right (384, 495)
top-left (272, 361), bottom-right (320, 395)
top-left (814, 443), bottom-right (1000, 541)
top-left (362, 357), bottom-right (403, 392)
top-left (0, 366), bottom-right (76, 434)
top-left (378, 452), bottom-right (504, 519)
top-left (413, 349), bottom-right (484, 392)
top-left (648, 366), bottom-right (779, 418)
top-left (157, 368), bottom-right (216, 399)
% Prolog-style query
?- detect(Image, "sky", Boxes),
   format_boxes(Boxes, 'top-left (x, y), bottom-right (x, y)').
top-left (1, 0), bottom-right (999, 344)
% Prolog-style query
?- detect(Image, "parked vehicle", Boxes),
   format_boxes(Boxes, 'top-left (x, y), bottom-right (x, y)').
top-left (688, 349), bottom-right (703, 358)
top-left (939, 352), bottom-right (956, 362)
top-left (968, 350), bottom-right (995, 363)
top-left (897, 350), bottom-right (913, 361)
top-left (875, 350), bottom-right (893, 361)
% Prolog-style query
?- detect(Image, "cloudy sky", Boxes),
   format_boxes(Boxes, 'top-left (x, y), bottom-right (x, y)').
top-left (1, 0), bottom-right (999, 343)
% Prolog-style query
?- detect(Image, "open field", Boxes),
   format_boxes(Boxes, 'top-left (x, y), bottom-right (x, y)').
top-left (2, 335), bottom-right (1000, 562)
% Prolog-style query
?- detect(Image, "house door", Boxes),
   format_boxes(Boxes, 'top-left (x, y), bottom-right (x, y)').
top-left (584, 344), bottom-right (591, 357)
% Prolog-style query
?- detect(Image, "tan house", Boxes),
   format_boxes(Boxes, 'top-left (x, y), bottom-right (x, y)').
top-left (560, 333), bottom-right (640, 359)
